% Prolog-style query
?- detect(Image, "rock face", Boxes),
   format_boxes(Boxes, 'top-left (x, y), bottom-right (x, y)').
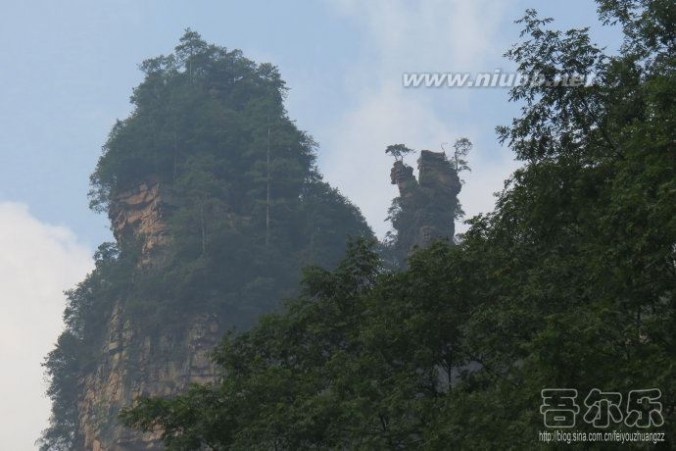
top-left (107, 177), bottom-right (173, 264)
top-left (79, 306), bottom-right (222, 450)
top-left (78, 179), bottom-right (224, 450)
top-left (389, 150), bottom-right (461, 256)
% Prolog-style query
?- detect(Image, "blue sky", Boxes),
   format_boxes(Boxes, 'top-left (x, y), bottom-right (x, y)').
top-left (0, 1), bottom-right (622, 448)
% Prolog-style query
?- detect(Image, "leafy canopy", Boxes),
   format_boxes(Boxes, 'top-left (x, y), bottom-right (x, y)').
top-left (385, 143), bottom-right (416, 161)
top-left (123, 2), bottom-right (675, 448)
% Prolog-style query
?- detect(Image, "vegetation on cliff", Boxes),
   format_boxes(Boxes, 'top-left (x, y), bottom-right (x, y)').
top-left (122, 1), bottom-right (675, 448)
top-left (41, 30), bottom-right (372, 449)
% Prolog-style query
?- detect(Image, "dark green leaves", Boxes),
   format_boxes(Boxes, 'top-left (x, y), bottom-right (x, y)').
top-left (385, 143), bottom-right (416, 161)
top-left (122, 3), bottom-right (674, 448)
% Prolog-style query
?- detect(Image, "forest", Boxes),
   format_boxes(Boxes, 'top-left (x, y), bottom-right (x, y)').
top-left (41, 1), bottom-right (674, 449)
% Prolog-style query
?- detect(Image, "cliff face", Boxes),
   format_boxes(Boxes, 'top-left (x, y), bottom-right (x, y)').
top-left (107, 177), bottom-right (172, 264)
top-left (78, 180), bottom-right (224, 450)
top-left (390, 150), bottom-right (461, 254)
top-left (79, 307), bottom-right (222, 450)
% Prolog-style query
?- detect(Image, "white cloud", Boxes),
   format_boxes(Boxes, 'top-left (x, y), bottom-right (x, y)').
top-left (321, 0), bottom-right (519, 237)
top-left (0, 202), bottom-right (92, 450)
top-left (330, 0), bottom-right (510, 72)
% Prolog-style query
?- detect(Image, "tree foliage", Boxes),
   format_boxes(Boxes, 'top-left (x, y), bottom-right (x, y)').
top-left (451, 137), bottom-right (472, 175)
top-left (39, 242), bottom-right (134, 450)
top-left (123, 3), bottom-right (675, 448)
top-left (85, 28), bottom-right (373, 326)
top-left (385, 143), bottom-right (416, 161)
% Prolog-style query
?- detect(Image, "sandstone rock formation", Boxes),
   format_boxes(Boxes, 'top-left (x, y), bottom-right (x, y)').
top-left (389, 150), bottom-right (461, 257)
top-left (107, 177), bottom-right (173, 265)
top-left (77, 179), bottom-right (224, 450)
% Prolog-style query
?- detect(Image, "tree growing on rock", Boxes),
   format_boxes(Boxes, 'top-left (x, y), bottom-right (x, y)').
top-left (385, 143), bottom-right (416, 161)
top-left (441, 138), bottom-right (472, 175)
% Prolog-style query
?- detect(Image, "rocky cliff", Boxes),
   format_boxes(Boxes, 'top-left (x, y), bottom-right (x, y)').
top-left (107, 177), bottom-right (172, 265)
top-left (42, 32), bottom-right (377, 450)
top-left (78, 179), bottom-right (225, 450)
top-left (79, 308), bottom-right (222, 450)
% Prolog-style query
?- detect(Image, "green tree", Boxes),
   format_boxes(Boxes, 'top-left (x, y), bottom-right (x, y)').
top-left (122, 2), bottom-right (675, 448)
top-left (385, 143), bottom-right (416, 161)
top-left (451, 137), bottom-right (472, 175)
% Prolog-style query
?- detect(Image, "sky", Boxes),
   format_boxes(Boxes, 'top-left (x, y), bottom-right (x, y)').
top-left (0, 1), bottom-right (622, 448)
